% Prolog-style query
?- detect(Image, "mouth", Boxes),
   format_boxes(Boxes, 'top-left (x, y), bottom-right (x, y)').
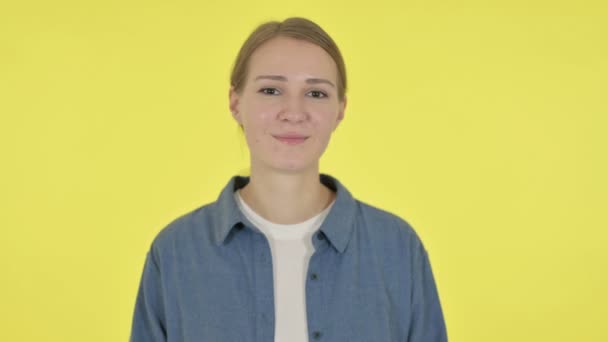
top-left (273, 135), bottom-right (309, 145)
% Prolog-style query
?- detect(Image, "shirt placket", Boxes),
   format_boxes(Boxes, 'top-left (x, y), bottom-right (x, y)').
top-left (306, 230), bottom-right (329, 341)
top-left (252, 230), bottom-right (275, 342)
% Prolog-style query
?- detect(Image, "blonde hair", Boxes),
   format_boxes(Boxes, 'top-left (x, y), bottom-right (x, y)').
top-left (230, 17), bottom-right (347, 103)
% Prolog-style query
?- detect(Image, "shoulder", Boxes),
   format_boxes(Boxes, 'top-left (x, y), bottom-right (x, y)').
top-left (148, 201), bottom-right (218, 256)
top-left (354, 199), bottom-right (427, 254)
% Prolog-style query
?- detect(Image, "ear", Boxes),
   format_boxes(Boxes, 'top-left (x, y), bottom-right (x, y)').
top-left (333, 95), bottom-right (347, 131)
top-left (229, 86), bottom-right (242, 124)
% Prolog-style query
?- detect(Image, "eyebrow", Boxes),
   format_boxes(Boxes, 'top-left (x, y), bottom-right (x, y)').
top-left (254, 75), bottom-right (335, 88)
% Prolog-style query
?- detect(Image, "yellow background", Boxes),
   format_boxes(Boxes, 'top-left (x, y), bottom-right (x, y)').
top-left (1, 1), bottom-right (606, 341)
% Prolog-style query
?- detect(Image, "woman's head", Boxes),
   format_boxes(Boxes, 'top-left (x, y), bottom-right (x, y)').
top-left (229, 18), bottom-right (347, 174)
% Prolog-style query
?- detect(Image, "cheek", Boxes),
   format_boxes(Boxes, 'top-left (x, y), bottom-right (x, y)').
top-left (312, 109), bottom-right (339, 132)
top-left (244, 111), bottom-right (275, 147)
top-left (243, 103), bottom-right (274, 129)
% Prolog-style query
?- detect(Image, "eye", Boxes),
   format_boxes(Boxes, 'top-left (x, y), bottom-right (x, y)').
top-left (308, 90), bottom-right (328, 99)
top-left (259, 88), bottom-right (280, 95)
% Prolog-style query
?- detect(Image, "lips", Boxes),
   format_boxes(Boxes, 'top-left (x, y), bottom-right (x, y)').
top-left (273, 135), bottom-right (309, 145)
top-left (273, 133), bottom-right (309, 139)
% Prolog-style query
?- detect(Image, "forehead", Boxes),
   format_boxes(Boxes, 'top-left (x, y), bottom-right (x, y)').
top-left (247, 36), bottom-right (337, 81)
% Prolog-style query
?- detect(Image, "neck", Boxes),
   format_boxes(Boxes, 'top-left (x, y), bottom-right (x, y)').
top-left (239, 165), bottom-right (335, 225)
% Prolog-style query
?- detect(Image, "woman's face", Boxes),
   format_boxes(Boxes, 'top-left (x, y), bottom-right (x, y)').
top-left (229, 36), bottom-right (346, 174)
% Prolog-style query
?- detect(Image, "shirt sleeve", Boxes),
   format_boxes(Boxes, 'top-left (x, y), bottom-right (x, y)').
top-left (130, 248), bottom-right (167, 342)
top-left (408, 245), bottom-right (448, 342)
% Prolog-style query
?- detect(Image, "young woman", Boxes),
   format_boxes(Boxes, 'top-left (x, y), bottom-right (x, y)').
top-left (130, 17), bottom-right (447, 342)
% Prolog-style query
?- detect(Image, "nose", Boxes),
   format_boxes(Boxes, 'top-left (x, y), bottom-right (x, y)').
top-left (279, 94), bottom-right (308, 122)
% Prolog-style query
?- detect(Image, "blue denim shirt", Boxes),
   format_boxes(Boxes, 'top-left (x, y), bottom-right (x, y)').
top-left (130, 173), bottom-right (447, 342)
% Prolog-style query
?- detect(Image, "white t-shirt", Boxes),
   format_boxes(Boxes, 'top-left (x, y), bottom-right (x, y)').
top-left (234, 189), bottom-right (335, 342)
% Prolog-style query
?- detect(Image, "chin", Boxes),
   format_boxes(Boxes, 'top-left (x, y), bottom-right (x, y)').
top-left (267, 159), bottom-right (317, 173)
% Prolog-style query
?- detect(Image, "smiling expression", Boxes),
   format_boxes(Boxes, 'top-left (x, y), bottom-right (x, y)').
top-left (229, 36), bottom-right (346, 173)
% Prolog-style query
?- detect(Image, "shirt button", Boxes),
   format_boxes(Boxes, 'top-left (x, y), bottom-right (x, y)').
top-left (235, 222), bottom-right (244, 230)
top-left (312, 331), bottom-right (322, 339)
top-left (310, 272), bottom-right (319, 280)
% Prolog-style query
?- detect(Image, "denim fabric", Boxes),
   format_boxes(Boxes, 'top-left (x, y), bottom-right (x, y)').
top-left (130, 173), bottom-right (447, 342)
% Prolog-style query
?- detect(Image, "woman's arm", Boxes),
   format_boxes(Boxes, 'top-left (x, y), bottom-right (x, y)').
top-left (408, 245), bottom-right (448, 342)
top-left (130, 249), bottom-right (167, 342)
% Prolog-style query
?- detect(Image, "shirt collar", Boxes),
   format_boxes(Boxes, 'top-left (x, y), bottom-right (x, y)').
top-left (212, 173), bottom-right (357, 253)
